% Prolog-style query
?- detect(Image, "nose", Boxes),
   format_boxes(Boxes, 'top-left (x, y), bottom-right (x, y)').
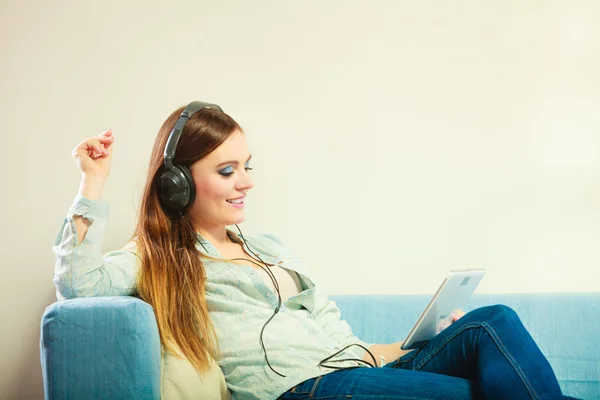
top-left (236, 168), bottom-right (254, 192)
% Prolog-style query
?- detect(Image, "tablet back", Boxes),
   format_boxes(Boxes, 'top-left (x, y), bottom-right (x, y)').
top-left (401, 269), bottom-right (485, 350)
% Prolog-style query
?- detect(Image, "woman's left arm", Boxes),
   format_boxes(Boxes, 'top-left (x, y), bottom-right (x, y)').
top-left (364, 342), bottom-right (411, 366)
top-left (312, 295), bottom-right (373, 355)
top-left (365, 309), bottom-right (466, 366)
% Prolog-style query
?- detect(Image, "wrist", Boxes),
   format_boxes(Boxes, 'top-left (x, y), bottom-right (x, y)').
top-left (78, 174), bottom-right (106, 200)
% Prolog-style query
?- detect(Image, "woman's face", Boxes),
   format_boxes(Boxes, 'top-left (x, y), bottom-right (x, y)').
top-left (187, 130), bottom-right (254, 229)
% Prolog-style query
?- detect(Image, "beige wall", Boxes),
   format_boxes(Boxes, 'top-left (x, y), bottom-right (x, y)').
top-left (1, 0), bottom-right (599, 398)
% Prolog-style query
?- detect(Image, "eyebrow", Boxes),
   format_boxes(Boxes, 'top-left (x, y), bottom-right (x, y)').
top-left (216, 154), bottom-right (252, 168)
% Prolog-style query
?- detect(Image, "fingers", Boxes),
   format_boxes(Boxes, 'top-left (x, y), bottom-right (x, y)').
top-left (450, 309), bottom-right (466, 323)
top-left (73, 137), bottom-right (111, 160)
top-left (88, 138), bottom-right (111, 156)
top-left (87, 129), bottom-right (114, 151)
top-left (97, 136), bottom-right (114, 155)
top-left (97, 134), bottom-right (114, 144)
top-left (90, 129), bottom-right (115, 152)
top-left (436, 318), bottom-right (451, 334)
top-left (96, 130), bottom-right (114, 146)
top-left (99, 128), bottom-right (113, 137)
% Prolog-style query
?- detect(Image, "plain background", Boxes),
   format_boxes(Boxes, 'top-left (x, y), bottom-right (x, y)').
top-left (1, 0), bottom-right (599, 398)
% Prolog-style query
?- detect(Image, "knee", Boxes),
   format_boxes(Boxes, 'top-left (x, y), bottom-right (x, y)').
top-left (471, 304), bottom-right (520, 322)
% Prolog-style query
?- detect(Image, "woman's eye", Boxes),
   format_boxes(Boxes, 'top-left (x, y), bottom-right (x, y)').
top-left (219, 166), bottom-right (253, 178)
top-left (219, 168), bottom-right (233, 177)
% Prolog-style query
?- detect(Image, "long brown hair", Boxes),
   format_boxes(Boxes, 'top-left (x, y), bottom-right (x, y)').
top-left (130, 104), bottom-right (242, 374)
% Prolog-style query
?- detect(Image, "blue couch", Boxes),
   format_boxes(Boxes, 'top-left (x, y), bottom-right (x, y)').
top-left (40, 293), bottom-right (600, 399)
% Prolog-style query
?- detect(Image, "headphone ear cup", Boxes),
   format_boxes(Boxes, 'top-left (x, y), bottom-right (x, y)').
top-left (157, 164), bottom-right (196, 212)
top-left (179, 164), bottom-right (196, 205)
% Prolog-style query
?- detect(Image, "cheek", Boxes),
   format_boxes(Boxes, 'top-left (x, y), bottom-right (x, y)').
top-left (195, 178), bottom-right (232, 201)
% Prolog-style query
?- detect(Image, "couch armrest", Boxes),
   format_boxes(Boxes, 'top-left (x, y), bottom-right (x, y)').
top-left (40, 296), bottom-right (161, 400)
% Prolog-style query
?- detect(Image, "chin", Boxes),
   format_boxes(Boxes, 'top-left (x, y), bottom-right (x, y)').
top-left (231, 218), bottom-right (245, 225)
top-left (226, 215), bottom-right (246, 225)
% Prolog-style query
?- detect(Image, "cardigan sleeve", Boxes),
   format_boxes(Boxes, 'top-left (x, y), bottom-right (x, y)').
top-left (52, 195), bottom-right (140, 300)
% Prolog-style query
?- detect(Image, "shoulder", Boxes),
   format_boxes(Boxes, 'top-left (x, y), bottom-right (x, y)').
top-left (240, 232), bottom-right (285, 250)
top-left (251, 233), bottom-right (284, 245)
top-left (113, 237), bottom-right (141, 261)
top-left (121, 238), bottom-right (138, 251)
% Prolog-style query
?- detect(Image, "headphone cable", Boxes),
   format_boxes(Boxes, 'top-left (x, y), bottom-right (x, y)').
top-left (181, 216), bottom-right (377, 377)
top-left (233, 225), bottom-right (378, 374)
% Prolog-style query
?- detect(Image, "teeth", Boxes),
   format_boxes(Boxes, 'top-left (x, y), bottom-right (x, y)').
top-left (227, 198), bottom-right (244, 204)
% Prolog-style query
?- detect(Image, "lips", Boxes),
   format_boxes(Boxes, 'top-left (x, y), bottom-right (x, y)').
top-left (226, 197), bottom-right (245, 204)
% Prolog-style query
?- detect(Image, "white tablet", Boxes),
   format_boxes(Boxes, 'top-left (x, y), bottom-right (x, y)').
top-left (401, 269), bottom-right (485, 351)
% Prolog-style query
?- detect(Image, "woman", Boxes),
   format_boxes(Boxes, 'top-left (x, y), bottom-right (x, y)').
top-left (54, 102), bottom-right (580, 400)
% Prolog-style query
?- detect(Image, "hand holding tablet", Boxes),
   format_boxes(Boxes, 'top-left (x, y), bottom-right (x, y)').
top-left (401, 269), bottom-right (485, 351)
top-left (435, 308), bottom-right (467, 334)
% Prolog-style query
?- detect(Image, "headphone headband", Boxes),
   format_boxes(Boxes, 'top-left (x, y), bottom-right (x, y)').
top-left (163, 101), bottom-right (223, 170)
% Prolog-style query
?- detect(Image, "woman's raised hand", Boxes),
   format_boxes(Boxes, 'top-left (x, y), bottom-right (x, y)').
top-left (72, 129), bottom-right (114, 180)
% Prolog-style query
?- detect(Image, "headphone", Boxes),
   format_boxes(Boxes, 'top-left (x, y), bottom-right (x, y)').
top-left (157, 101), bottom-right (223, 213)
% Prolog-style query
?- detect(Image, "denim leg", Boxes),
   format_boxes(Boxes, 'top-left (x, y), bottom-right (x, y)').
top-left (389, 304), bottom-right (566, 400)
top-left (278, 366), bottom-right (478, 400)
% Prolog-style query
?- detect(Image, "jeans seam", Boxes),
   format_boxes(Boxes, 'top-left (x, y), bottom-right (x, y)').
top-left (414, 322), bottom-right (480, 371)
top-left (414, 321), bottom-right (540, 400)
top-left (311, 395), bottom-right (435, 400)
top-left (309, 374), bottom-right (324, 397)
top-left (481, 321), bottom-right (540, 400)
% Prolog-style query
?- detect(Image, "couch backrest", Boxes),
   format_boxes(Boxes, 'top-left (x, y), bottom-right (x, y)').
top-left (331, 292), bottom-right (600, 399)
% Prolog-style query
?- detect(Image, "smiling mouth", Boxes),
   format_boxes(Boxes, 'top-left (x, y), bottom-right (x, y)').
top-left (226, 198), bottom-right (244, 205)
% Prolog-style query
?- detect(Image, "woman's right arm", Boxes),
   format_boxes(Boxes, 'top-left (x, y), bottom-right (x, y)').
top-left (53, 129), bottom-right (140, 300)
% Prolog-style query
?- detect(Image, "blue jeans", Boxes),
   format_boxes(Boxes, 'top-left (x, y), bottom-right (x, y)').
top-left (278, 304), bottom-right (581, 400)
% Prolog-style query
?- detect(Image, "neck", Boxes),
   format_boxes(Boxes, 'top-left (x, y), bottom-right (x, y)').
top-left (199, 228), bottom-right (234, 246)
top-left (189, 221), bottom-right (238, 247)
top-left (184, 213), bottom-right (240, 246)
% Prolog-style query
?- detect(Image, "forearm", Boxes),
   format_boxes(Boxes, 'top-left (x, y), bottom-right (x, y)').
top-left (364, 341), bottom-right (412, 367)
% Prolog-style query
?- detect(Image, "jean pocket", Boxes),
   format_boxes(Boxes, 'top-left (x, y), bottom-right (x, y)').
top-left (287, 375), bottom-right (324, 397)
top-left (391, 344), bottom-right (427, 369)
